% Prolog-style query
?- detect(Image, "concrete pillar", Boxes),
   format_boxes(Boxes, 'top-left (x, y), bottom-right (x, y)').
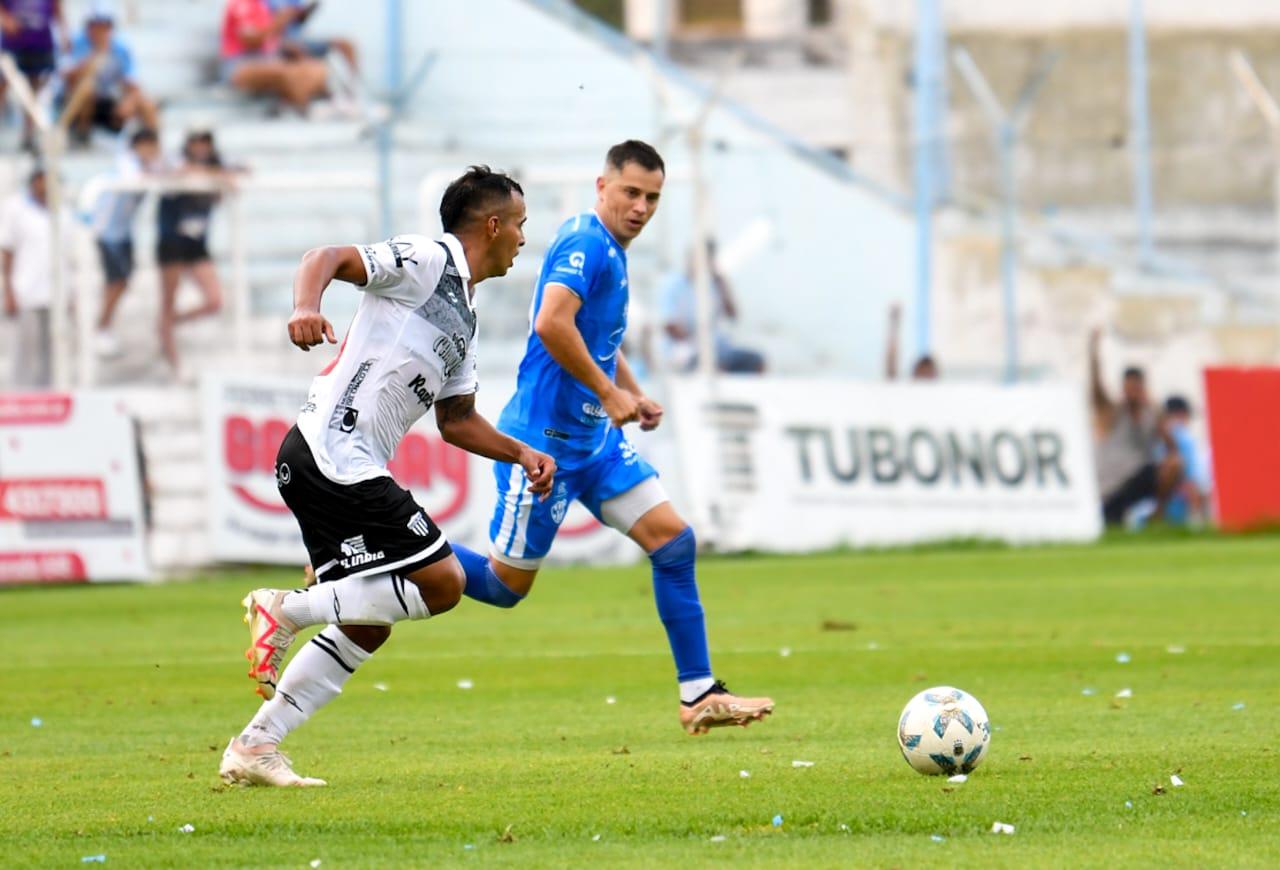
top-left (624, 0), bottom-right (659, 40)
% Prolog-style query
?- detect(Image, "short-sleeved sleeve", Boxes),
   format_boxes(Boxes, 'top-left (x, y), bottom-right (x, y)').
top-left (354, 234), bottom-right (442, 305)
top-left (541, 231), bottom-right (605, 301)
top-left (437, 334), bottom-right (478, 401)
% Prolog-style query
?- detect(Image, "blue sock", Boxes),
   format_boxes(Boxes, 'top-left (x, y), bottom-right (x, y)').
top-left (454, 544), bottom-right (524, 608)
top-left (650, 527), bottom-right (712, 685)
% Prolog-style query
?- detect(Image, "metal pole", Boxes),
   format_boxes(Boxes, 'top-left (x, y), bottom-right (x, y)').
top-left (378, 0), bottom-right (403, 237)
top-left (912, 0), bottom-right (943, 359)
top-left (1128, 0), bottom-right (1155, 264)
top-left (1228, 50), bottom-right (1280, 281)
top-left (998, 123), bottom-right (1017, 382)
top-left (45, 128), bottom-right (70, 391)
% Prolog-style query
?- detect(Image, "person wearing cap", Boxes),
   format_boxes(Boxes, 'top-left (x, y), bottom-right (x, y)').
top-left (60, 3), bottom-right (158, 144)
top-left (0, 0), bottom-right (69, 152)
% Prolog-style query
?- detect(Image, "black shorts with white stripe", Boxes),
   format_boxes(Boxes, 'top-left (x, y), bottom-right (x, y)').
top-left (275, 425), bottom-right (454, 583)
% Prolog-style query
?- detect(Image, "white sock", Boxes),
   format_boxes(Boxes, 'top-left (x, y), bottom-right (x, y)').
top-left (281, 572), bottom-right (429, 627)
top-left (240, 626), bottom-right (372, 747)
top-left (680, 677), bottom-right (717, 704)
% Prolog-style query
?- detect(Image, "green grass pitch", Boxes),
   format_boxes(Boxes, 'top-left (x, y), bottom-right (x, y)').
top-left (3, 535), bottom-right (1278, 867)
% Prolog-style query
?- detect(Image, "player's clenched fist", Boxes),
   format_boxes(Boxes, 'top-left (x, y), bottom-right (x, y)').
top-left (519, 447), bottom-right (558, 500)
top-left (602, 384), bottom-right (640, 427)
top-left (288, 307), bottom-right (336, 351)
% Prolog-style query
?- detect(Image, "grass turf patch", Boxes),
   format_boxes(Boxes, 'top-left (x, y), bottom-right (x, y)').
top-left (2, 535), bottom-right (1278, 867)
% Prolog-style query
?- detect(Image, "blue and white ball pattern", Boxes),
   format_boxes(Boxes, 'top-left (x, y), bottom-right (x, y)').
top-left (897, 686), bottom-right (991, 775)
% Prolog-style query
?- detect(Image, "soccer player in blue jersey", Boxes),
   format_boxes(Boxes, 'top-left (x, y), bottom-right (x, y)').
top-left (450, 140), bottom-right (774, 734)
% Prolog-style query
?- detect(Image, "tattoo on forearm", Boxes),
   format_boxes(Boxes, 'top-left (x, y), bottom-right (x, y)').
top-left (435, 393), bottom-right (476, 426)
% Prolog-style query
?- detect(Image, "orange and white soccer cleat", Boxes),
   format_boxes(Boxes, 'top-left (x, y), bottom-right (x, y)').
top-left (679, 680), bottom-right (775, 735)
top-left (241, 589), bottom-right (296, 700)
top-left (219, 739), bottom-right (326, 788)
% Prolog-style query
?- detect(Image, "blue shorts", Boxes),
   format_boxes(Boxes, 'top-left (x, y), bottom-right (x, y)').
top-left (489, 427), bottom-right (658, 568)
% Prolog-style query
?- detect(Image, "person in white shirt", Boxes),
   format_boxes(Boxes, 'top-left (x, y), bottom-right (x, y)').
top-left (219, 165), bottom-right (557, 788)
top-left (1, 168), bottom-right (61, 388)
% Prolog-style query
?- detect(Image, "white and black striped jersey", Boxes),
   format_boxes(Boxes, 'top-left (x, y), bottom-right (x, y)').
top-left (296, 233), bottom-right (477, 485)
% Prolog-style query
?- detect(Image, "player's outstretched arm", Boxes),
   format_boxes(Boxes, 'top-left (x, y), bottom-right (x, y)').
top-left (287, 245), bottom-right (367, 351)
top-left (535, 284), bottom-right (639, 427)
top-left (435, 393), bottom-right (556, 498)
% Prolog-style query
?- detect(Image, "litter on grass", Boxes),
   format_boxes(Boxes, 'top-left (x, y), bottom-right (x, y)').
top-left (1232, 702), bottom-right (1246, 711)
top-left (1166, 645), bottom-right (1186, 654)
top-left (605, 696), bottom-right (617, 705)
top-left (310, 861), bottom-right (322, 868)
top-left (739, 770), bottom-right (751, 778)
top-left (792, 760), bottom-right (815, 768)
top-left (779, 647), bottom-right (792, 657)
top-left (1115, 688), bottom-right (1133, 699)
top-left (591, 834), bottom-right (601, 842)
top-left (990, 822), bottom-right (1016, 835)
top-left (1081, 687), bottom-right (1097, 696)
top-left (456, 679), bottom-right (474, 690)
top-left (30, 717), bottom-right (42, 728)
top-left (372, 683), bottom-right (389, 692)
top-left (178, 824), bottom-right (194, 834)
top-left (463, 844), bottom-right (475, 851)
top-left (1115, 652), bottom-right (1131, 664)
top-left (1124, 801), bottom-right (1133, 809)
top-left (947, 774), bottom-right (968, 784)
top-left (1170, 774), bottom-right (1184, 787)
top-left (80, 857), bottom-right (106, 863)
top-left (931, 835), bottom-right (946, 843)
top-left (772, 815), bottom-right (783, 827)
top-left (838, 824), bottom-right (850, 833)
top-left (710, 835), bottom-right (727, 842)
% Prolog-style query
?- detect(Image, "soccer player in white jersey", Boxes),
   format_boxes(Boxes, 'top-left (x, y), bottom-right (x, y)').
top-left (450, 141), bottom-right (774, 734)
top-left (219, 166), bottom-right (556, 787)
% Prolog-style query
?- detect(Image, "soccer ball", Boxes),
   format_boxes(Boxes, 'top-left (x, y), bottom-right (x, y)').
top-left (897, 686), bottom-right (991, 775)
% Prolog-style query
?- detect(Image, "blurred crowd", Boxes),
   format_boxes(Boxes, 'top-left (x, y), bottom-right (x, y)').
top-left (0, 0), bottom-right (362, 383)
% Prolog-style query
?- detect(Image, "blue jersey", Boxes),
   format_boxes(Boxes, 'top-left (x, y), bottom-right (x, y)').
top-left (498, 212), bottom-right (629, 469)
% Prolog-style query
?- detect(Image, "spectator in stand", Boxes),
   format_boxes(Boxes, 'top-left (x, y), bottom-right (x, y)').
top-left (221, 0), bottom-right (327, 114)
top-left (0, 0), bottom-right (68, 152)
top-left (60, 4), bottom-right (158, 146)
top-left (91, 127), bottom-right (163, 357)
top-left (1159, 395), bottom-right (1211, 526)
top-left (156, 129), bottom-right (233, 374)
top-left (267, 0), bottom-right (357, 72)
top-left (1088, 329), bottom-right (1182, 526)
top-left (884, 302), bottom-right (938, 380)
top-left (658, 238), bottom-right (765, 374)
top-left (1, 168), bottom-right (58, 387)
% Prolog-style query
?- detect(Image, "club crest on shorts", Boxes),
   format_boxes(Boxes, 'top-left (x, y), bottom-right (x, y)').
top-left (551, 499), bottom-right (568, 524)
top-left (406, 511), bottom-right (431, 537)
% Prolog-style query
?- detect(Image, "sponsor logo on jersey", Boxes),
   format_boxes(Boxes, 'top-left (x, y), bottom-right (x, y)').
top-left (543, 427), bottom-right (570, 440)
top-left (329, 360), bottom-right (373, 431)
top-left (555, 251), bottom-right (586, 277)
top-left (408, 374), bottom-right (435, 410)
top-left (407, 511), bottom-right (431, 537)
top-left (433, 333), bottom-right (467, 377)
top-left (387, 238), bottom-right (419, 268)
top-left (338, 534), bottom-right (385, 569)
top-left (275, 462), bottom-right (291, 488)
top-left (581, 401), bottom-right (608, 419)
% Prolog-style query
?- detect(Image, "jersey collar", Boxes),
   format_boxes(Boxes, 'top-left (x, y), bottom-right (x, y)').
top-left (440, 232), bottom-right (475, 310)
top-left (589, 209), bottom-right (626, 255)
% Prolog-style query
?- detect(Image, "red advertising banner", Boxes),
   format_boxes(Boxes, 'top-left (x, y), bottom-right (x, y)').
top-left (1204, 367), bottom-right (1280, 530)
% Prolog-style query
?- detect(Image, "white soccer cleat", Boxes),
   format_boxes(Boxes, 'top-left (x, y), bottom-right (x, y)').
top-left (242, 589), bottom-right (296, 700)
top-left (219, 739), bottom-right (327, 788)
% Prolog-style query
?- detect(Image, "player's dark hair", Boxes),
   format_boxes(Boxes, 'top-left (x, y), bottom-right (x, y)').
top-left (131, 128), bottom-right (159, 147)
top-left (1164, 395), bottom-right (1191, 415)
top-left (1122, 366), bottom-right (1145, 381)
top-left (605, 139), bottom-right (665, 175)
top-left (439, 165), bottom-right (524, 233)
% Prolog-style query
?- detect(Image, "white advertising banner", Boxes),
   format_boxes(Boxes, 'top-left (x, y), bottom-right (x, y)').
top-left (667, 377), bottom-right (1102, 550)
top-left (201, 374), bottom-right (639, 566)
top-left (0, 393), bottom-right (150, 583)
